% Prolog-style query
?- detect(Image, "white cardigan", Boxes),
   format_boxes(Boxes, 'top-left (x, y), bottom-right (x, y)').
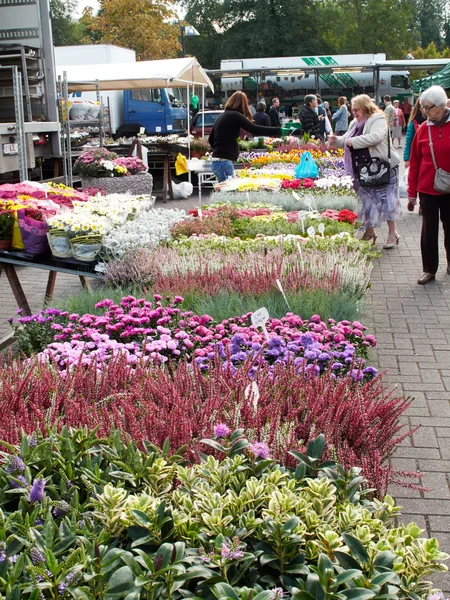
top-left (332, 113), bottom-right (400, 169)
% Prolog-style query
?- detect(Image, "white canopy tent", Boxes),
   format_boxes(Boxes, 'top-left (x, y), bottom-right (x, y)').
top-left (57, 57), bottom-right (214, 185)
top-left (56, 57), bottom-right (214, 93)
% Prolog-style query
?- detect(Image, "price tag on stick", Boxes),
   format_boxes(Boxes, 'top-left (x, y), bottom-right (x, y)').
top-left (307, 226), bottom-right (315, 238)
top-left (251, 307), bottom-right (270, 342)
top-left (276, 279), bottom-right (291, 312)
top-left (197, 207), bottom-right (203, 220)
top-left (245, 381), bottom-right (260, 413)
top-left (318, 223), bottom-right (325, 238)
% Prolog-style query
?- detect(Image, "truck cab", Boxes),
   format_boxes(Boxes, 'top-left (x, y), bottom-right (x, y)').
top-left (123, 88), bottom-right (187, 134)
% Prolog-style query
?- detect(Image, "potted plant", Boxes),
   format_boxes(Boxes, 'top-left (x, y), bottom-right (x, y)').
top-left (190, 137), bottom-right (210, 158)
top-left (0, 209), bottom-right (15, 249)
top-left (74, 148), bottom-right (153, 194)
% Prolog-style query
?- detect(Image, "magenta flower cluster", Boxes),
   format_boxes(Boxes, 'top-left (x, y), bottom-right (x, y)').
top-left (13, 297), bottom-right (378, 379)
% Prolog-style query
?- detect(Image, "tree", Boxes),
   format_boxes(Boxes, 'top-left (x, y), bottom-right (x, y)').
top-left (50, 0), bottom-right (83, 45)
top-left (414, 0), bottom-right (446, 49)
top-left (79, 0), bottom-right (181, 60)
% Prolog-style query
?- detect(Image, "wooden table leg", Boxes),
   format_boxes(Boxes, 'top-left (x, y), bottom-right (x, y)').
top-left (79, 276), bottom-right (92, 292)
top-left (44, 271), bottom-right (57, 305)
top-left (3, 264), bottom-right (32, 316)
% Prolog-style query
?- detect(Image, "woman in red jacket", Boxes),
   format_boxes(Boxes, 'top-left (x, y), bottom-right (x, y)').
top-left (408, 86), bottom-right (450, 285)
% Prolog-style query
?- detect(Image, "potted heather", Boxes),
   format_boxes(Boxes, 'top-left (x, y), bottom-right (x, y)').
top-left (74, 148), bottom-right (153, 194)
top-left (0, 208), bottom-right (15, 249)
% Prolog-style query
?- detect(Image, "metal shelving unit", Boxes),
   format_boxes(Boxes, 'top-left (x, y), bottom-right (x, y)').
top-left (57, 71), bottom-right (106, 186)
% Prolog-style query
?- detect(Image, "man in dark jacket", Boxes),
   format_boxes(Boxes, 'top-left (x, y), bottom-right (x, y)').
top-left (300, 95), bottom-right (321, 138)
top-left (315, 94), bottom-right (327, 140)
top-left (269, 97), bottom-right (281, 127)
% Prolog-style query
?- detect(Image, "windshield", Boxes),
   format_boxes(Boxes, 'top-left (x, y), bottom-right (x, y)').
top-left (194, 112), bottom-right (221, 127)
top-left (167, 87), bottom-right (185, 106)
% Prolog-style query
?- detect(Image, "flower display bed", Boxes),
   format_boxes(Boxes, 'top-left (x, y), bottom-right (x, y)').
top-left (81, 172), bottom-right (153, 195)
top-left (2, 137), bottom-right (449, 598)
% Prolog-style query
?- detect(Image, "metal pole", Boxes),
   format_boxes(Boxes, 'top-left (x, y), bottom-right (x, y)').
top-left (57, 75), bottom-right (68, 185)
top-left (374, 67), bottom-right (380, 105)
top-left (12, 66), bottom-right (27, 182)
top-left (314, 69), bottom-right (319, 94)
top-left (201, 85), bottom-right (205, 138)
top-left (63, 72), bottom-right (73, 187)
top-left (20, 47), bottom-right (33, 122)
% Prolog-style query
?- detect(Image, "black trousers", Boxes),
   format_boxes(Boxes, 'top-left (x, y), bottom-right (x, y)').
top-left (419, 192), bottom-right (450, 274)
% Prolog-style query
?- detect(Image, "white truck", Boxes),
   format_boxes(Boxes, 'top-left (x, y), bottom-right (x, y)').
top-left (0, 0), bottom-right (59, 180)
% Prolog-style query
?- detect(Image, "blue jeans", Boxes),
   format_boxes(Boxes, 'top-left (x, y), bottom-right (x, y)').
top-left (211, 160), bottom-right (235, 182)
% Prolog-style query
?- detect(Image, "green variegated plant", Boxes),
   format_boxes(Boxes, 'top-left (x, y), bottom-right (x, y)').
top-left (0, 427), bottom-right (447, 599)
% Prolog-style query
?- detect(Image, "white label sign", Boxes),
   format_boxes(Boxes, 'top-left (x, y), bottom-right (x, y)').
top-left (251, 307), bottom-right (270, 342)
top-left (139, 127), bottom-right (145, 135)
top-left (292, 191), bottom-right (300, 202)
top-left (318, 223), bottom-right (325, 237)
top-left (307, 226), bottom-right (315, 238)
top-left (276, 279), bottom-right (291, 311)
top-left (167, 125), bottom-right (173, 130)
top-left (155, 127), bottom-right (162, 132)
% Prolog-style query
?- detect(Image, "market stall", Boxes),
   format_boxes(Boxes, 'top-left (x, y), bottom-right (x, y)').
top-left (56, 58), bottom-right (214, 194)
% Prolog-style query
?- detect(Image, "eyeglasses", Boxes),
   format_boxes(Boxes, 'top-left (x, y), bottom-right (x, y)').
top-left (420, 104), bottom-right (435, 111)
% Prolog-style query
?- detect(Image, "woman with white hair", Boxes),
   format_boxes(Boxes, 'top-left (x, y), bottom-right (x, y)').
top-left (408, 85), bottom-right (450, 285)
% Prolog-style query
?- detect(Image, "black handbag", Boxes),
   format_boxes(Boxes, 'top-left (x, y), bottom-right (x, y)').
top-left (355, 129), bottom-right (391, 187)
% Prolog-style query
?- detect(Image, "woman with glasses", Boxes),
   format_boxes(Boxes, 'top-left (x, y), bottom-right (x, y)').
top-left (408, 86), bottom-right (450, 285)
top-left (328, 94), bottom-right (401, 249)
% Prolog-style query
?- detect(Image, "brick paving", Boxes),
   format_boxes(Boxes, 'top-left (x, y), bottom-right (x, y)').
top-left (1, 191), bottom-right (450, 587)
top-left (370, 200), bottom-right (450, 591)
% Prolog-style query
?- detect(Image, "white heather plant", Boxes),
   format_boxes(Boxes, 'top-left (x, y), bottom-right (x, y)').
top-left (208, 191), bottom-right (359, 212)
top-left (102, 207), bottom-right (187, 259)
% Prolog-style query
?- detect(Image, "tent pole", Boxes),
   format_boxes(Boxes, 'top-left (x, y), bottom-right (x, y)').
top-left (187, 82), bottom-right (191, 185)
top-left (201, 85), bottom-right (205, 138)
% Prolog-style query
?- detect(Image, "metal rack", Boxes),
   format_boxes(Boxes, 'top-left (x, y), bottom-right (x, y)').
top-left (0, 64), bottom-right (27, 181)
top-left (57, 71), bottom-right (106, 186)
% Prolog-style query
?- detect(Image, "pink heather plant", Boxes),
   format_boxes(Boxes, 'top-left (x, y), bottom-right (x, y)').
top-left (0, 353), bottom-right (415, 495)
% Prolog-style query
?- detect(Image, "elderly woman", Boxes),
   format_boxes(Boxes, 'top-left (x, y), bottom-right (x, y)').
top-left (408, 85), bottom-right (450, 285)
top-left (328, 94), bottom-right (401, 249)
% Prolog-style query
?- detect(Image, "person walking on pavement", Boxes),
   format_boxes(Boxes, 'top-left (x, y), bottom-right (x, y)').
top-left (315, 94), bottom-right (327, 141)
top-left (407, 85), bottom-right (450, 285)
top-left (253, 102), bottom-right (271, 126)
top-left (269, 97), bottom-right (281, 127)
top-left (401, 98), bottom-right (412, 125)
top-left (384, 95), bottom-right (395, 130)
top-left (328, 94), bottom-right (401, 249)
top-left (404, 99), bottom-right (426, 168)
top-left (392, 100), bottom-right (406, 148)
top-left (332, 96), bottom-right (349, 135)
top-left (208, 91), bottom-right (281, 182)
top-left (300, 95), bottom-right (321, 138)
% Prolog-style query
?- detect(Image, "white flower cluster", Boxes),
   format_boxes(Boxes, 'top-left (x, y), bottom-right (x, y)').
top-left (47, 193), bottom-right (156, 237)
top-left (102, 208), bottom-right (186, 259)
top-left (314, 175), bottom-right (353, 189)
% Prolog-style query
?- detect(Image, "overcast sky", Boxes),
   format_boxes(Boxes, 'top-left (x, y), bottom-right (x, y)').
top-left (75, 0), bottom-right (99, 16)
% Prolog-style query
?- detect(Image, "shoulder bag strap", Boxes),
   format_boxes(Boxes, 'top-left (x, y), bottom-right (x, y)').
top-left (387, 126), bottom-right (391, 162)
top-left (427, 120), bottom-right (438, 171)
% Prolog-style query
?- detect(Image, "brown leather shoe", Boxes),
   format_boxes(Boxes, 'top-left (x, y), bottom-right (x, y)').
top-left (417, 273), bottom-right (436, 285)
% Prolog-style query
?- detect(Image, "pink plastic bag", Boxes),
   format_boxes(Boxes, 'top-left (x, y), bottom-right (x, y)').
top-left (17, 209), bottom-right (50, 255)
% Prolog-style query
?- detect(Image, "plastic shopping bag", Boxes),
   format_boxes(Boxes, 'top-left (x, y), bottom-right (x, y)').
top-left (295, 151), bottom-right (319, 179)
top-left (17, 209), bottom-right (50, 255)
top-left (172, 181), bottom-right (193, 199)
top-left (175, 153), bottom-right (189, 176)
top-left (399, 167), bottom-right (409, 197)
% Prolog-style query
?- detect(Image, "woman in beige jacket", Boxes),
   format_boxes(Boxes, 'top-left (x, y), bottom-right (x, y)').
top-left (329, 94), bottom-right (401, 249)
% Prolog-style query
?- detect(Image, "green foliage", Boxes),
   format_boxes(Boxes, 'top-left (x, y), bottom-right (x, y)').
top-left (180, 289), bottom-right (365, 323)
top-left (0, 428), bottom-right (447, 598)
top-left (50, 0), bottom-right (84, 46)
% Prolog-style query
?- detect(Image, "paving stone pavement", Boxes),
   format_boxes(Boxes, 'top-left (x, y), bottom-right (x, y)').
top-left (370, 198), bottom-right (450, 591)
top-left (1, 191), bottom-right (450, 588)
